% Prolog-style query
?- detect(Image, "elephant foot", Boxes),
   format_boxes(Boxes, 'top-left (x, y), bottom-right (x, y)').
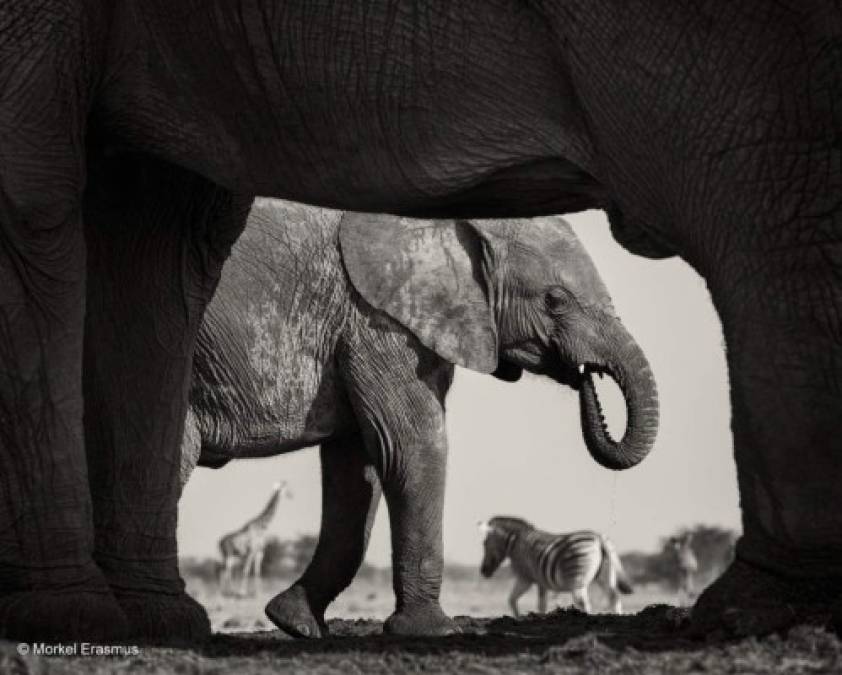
top-left (265, 585), bottom-right (327, 638)
top-left (689, 558), bottom-right (838, 639)
top-left (0, 587), bottom-right (130, 643)
top-left (384, 602), bottom-right (460, 637)
top-left (115, 590), bottom-right (210, 646)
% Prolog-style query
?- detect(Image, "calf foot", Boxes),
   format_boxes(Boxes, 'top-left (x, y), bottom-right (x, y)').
top-left (265, 585), bottom-right (327, 638)
top-left (384, 601), bottom-right (459, 636)
top-left (689, 558), bottom-right (837, 638)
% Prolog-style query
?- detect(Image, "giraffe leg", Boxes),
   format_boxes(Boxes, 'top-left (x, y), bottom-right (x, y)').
top-left (537, 586), bottom-right (548, 614)
top-left (220, 557), bottom-right (236, 596)
top-left (240, 551), bottom-right (255, 598)
top-left (252, 549), bottom-right (264, 597)
top-left (266, 435), bottom-right (380, 638)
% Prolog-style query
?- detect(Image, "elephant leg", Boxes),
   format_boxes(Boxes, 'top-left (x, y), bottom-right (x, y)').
top-left (0, 19), bottom-right (130, 641)
top-left (83, 156), bottom-right (250, 644)
top-left (341, 339), bottom-right (457, 636)
top-left (0, 189), bottom-right (131, 642)
top-left (691, 245), bottom-right (842, 637)
top-left (266, 435), bottom-right (381, 638)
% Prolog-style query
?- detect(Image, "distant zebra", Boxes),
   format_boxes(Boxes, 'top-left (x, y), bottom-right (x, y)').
top-left (668, 533), bottom-right (698, 606)
top-left (478, 516), bottom-right (633, 616)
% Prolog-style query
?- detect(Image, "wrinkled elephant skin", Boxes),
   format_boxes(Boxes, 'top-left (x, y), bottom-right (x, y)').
top-left (185, 200), bottom-right (657, 637)
top-left (0, 1), bottom-right (840, 642)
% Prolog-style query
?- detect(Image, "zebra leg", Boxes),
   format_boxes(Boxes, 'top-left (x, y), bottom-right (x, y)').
top-left (572, 588), bottom-right (592, 614)
top-left (509, 577), bottom-right (532, 618)
top-left (266, 435), bottom-right (381, 638)
top-left (606, 585), bottom-right (623, 614)
top-left (537, 586), bottom-right (548, 614)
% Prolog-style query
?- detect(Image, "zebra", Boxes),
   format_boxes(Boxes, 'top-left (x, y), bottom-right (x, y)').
top-left (667, 533), bottom-right (699, 606)
top-left (478, 516), bottom-right (633, 616)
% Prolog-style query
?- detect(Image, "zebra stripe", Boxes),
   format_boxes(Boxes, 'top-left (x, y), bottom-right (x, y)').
top-left (479, 516), bottom-right (632, 616)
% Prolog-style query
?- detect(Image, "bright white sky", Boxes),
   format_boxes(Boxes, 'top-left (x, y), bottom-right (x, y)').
top-left (178, 209), bottom-right (739, 566)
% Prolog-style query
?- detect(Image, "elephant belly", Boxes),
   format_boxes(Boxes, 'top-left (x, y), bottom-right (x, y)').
top-left (193, 356), bottom-right (354, 462)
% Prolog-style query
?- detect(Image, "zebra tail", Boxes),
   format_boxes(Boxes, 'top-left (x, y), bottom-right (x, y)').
top-left (601, 536), bottom-right (634, 595)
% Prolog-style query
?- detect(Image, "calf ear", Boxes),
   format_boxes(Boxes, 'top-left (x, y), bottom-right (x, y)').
top-left (340, 213), bottom-right (499, 373)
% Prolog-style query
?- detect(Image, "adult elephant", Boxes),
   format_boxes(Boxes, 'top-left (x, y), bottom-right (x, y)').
top-left (180, 200), bottom-right (658, 638)
top-left (0, 0), bottom-right (839, 643)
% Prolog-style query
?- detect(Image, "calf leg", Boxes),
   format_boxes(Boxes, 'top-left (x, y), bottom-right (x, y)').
top-left (266, 435), bottom-right (381, 638)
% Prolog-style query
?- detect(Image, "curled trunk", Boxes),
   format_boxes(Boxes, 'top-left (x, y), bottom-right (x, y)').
top-left (577, 337), bottom-right (659, 470)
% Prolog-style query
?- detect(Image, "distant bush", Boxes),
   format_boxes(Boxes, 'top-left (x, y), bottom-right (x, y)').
top-left (260, 534), bottom-right (318, 576)
top-left (180, 525), bottom-right (737, 593)
top-left (180, 556), bottom-right (222, 583)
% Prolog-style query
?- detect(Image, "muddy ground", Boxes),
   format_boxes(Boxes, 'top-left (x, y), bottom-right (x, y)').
top-left (2, 607), bottom-right (842, 674)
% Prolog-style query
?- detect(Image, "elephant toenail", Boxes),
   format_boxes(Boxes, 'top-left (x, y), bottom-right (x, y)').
top-left (297, 623), bottom-right (310, 636)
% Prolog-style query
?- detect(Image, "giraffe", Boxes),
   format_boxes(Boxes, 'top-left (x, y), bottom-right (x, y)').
top-left (668, 533), bottom-right (699, 606)
top-left (218, 481), bottom-right (291, 597)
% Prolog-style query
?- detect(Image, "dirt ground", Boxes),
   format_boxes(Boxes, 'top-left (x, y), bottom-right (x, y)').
top-left (2, 579), bottom-right (841, 674)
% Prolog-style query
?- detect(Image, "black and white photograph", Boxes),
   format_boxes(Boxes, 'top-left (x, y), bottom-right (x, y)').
top-left (1, 2), bottom-right (841, 673)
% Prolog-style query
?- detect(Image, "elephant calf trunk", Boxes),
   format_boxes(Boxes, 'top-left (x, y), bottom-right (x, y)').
top-left (578, 339), bottom-right (659, 470)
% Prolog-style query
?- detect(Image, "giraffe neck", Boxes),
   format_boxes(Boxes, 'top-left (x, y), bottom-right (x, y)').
top-left (246, 489), bottom-right (281, 530)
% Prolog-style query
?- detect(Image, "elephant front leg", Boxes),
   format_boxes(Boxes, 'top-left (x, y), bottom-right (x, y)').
top-left (266, 435), bottom-right (381, 638)
top-left (691, 243), bottom-right (842, 637)
top-left (0, 28), bottom-right (130, 639)
top-left (341, 341), bottom-right (457, 636)
top-left (83, 158), bottom-right (249, 644)
top-left (379, 434), bottom-right (456, 637)
top-left (0, 201), bottom-right (130, 642)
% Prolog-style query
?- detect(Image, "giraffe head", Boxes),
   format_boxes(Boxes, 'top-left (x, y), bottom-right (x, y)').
top-left (273, 481), bottom-right (293, 499)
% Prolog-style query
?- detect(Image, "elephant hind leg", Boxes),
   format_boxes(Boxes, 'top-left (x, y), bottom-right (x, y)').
top-left (266, 434), bottom-right (381, 638)
top-left (689, 558), bottom-right (840, 638)
top-left (694, 232), bottom-right (842, 637)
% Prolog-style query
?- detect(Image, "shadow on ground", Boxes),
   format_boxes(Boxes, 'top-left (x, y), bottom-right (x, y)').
top-left (3, 607), bottom-right (842, 674)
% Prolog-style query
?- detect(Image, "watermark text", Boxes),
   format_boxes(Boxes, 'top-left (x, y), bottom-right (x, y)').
top-left (16, 642), bottom-right (140, 657)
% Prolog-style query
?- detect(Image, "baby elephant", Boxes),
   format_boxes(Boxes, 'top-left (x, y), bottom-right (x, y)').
top-left (479, 516), bottom-right (634, 615)
top-left (182, 199), bottom-right (659, 638)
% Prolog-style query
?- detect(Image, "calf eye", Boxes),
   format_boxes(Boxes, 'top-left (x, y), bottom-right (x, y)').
top-left (544, 288), bottom-right (570, 311)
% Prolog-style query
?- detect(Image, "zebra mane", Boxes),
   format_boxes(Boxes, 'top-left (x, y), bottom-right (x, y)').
top-left (488, 516), bottom-right (535, 534)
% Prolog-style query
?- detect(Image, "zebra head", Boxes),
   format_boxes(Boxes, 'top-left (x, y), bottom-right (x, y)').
top-left (478, 516), bottom-right (532, 578)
